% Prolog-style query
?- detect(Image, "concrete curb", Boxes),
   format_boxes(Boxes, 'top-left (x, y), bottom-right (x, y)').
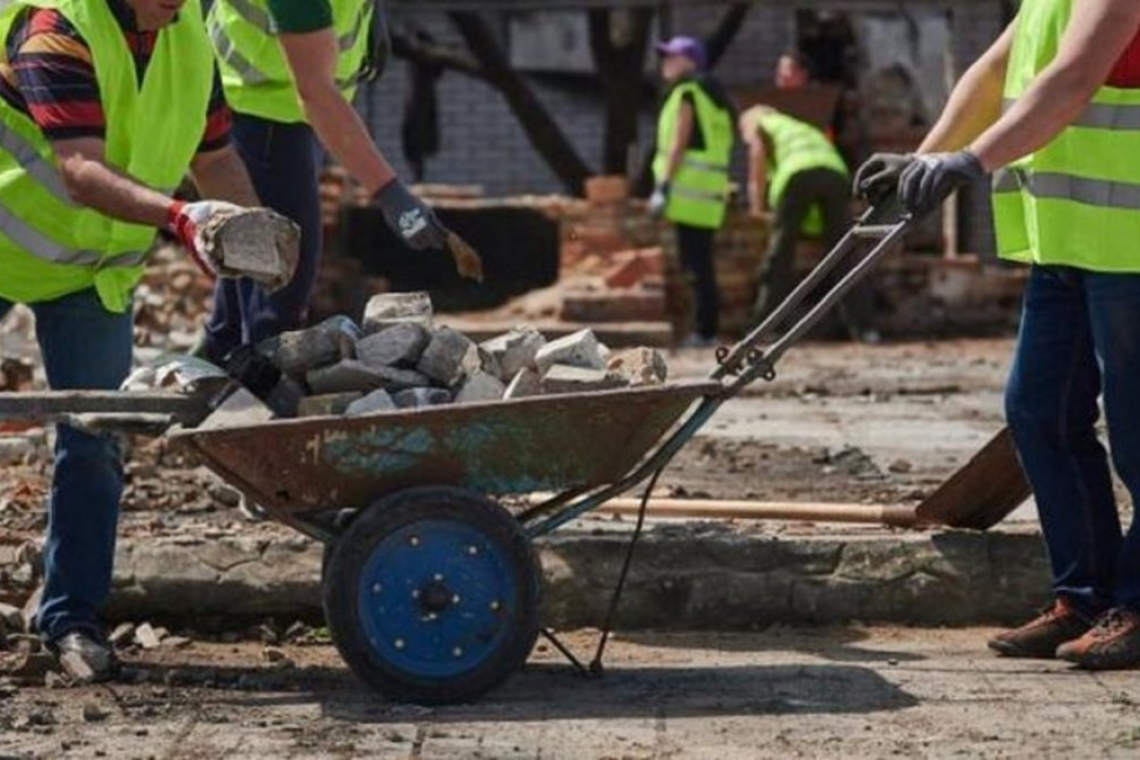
top-left (101, 522), bottom-right (1051, 630)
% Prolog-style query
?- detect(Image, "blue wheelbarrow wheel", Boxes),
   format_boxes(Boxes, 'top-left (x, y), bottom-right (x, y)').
top-left (322, 486), bottom-right (541, 705)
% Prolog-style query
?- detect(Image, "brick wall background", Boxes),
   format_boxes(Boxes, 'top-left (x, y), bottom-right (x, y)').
top-left (360, 1), bottom-right (1007, 252)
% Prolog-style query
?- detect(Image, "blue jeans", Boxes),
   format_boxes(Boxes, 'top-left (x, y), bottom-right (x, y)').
top-left (203, 112), bottom-right (323, 361)
top-left (0, 290), bottom-right (133, 641)
top-left (1005, 265), bottom-right (1140, 617)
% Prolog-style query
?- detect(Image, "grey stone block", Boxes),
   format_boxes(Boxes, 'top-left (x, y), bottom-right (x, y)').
top-left (363, 292), bottom-right (433, 334)
top-left (607, 347), bottom-right (668, 387)
top-left (306, 360), bottom-right (385, 395)
top-left (503, 368), bottom-right (542, 400)
top-left (393, 388), bottom-right (452, 409)
top-left (355, 323), bottom-right (431, 368)
top-left (481, 326), bottom-right (546, 380)
top-left (198, 388), bottom-right (275, 430)
top-left (534, 329), bottom-right (606, 373)
top-left (541, 365), bottom-right (628, 395)
top-left (416, 327), bottom-right (478, 387)
top-left (297, 393), bottom-right (362, 417)
top-left (455, 370), bottom-right (506, 404)
top-left (258, 316), bottom-right (360, 376)
top-left (345, 389), bottom-right (397, 417)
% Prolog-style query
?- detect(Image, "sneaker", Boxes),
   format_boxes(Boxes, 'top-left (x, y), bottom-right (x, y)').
top-left (987, 598), bottom-right (1091, 659)
top-left (1057, 607), bottom-right (1140, 670)
top-left (54, 631), bottom-right (116, 684)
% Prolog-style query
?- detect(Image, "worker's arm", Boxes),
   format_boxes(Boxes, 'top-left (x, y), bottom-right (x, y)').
top-left (970, 0), bottom-right (1140, 170)
top-left (739, 107), bottom-right (769, 216)
top-left (53, 138), bottom-right (173, 228)
top-left (190, 145), bottom-right (261, 207)
top-left (918, 24), bottom-right (1016, 154)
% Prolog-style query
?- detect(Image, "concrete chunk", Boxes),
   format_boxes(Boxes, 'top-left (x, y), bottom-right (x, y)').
top-left (363, 292), bottom-right (433, 333)
top-left (416, 327), bottom-right (478, 387)
top-left (455, 370), bottom-right (505, 404)
top-left (306, 360), bottom-right (385, 395)
top-left (607, 347), bottom-right (668, 387)
top-left (534, 329), bottom-right (606, 373)
top-left (345, 389), bottom-right (397, 417)
top-left (503, 368), bottom-right (542, 400)
top-left (541, 365), bottom-right (628, 395)
top-left (393, 388), bottom-right (452, 409)
top-left (297, 393), bottom-right (362, 418)
top-left (356, 323), bottom-right (431, 368)
top-left (198, 388), bottom-right (274, 430)
top-left (481, 326), bottom-right (546, 380)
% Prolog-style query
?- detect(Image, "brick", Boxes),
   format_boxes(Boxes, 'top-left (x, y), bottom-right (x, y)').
top-left (607, 347), bottom-right (669, 387)
top-left (541, 365), bottom-right (628, 395)
top-left (345, 389), bottom-right (397, 417)
top-left (363, 292), bottom-right (433, 334)
top-left (534, 329), bottom-right (607, 373)
top-left (394, 388), bottom-right (452, 409)
top-left (584, 175), bottom-right (629, 204)
top-left (297, 393), bottom-right (362, 417)
top-left (603, 248), bottom-right (665, 289)
top-left (356, 323), bottom-right (431, 368)
top-left (198, 388), bottom-right (274, 430)
top-left (416, 327), bottom-right (478, 387)
top-left (503, 368), bottom-right (542, 400)
top-left (560, 288), bottom-right (667, 323)
top-left (455, 370), bottom-right (505, 404)
top-left (480, 326), bottom-right (546, 381)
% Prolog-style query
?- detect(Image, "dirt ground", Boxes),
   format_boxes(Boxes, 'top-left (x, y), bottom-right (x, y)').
top-left (3, 626), bottom-right (1140, 759)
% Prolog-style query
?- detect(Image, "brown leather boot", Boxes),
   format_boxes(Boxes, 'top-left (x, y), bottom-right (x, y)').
top-left (1057, 608), bottom-right (1140, 670)
top-left (987, 598), bottom-right (1091, 659)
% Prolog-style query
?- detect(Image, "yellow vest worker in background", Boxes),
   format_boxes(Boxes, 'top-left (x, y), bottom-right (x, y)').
top-left (0, 0), bottom-right (263, 682)
top-left (857, 0), bottom-right (1140, 669)
top-left (204, 0), bottom-right (451, 363)
top-left (739, 105), bottom-right (872, 341)
top-left (651, 36), bottom-right (734, 348)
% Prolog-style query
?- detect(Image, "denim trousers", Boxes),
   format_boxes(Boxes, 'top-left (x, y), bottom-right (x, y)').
top-left (0, 289), bottom-right (133, 641)
top-left (1005, 265), bottom-right (1140, 616)
top-left (203, 111), bottom-right (323, 361)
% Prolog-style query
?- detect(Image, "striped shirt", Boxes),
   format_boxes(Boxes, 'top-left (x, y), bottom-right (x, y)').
top-left (0, 0), bottom-right (230, 151)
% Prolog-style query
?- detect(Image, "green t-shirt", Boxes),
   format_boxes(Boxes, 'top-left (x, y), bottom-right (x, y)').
top-left (267, 0), bottom-right (333, 33)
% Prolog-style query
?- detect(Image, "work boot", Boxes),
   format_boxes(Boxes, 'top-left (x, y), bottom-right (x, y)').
top-left (53, 631), bottom-right (117, 684)
top-left (1057, 607), bottom-right (1140, 670)
top-left (987, 598), bottom-right (1091, 659)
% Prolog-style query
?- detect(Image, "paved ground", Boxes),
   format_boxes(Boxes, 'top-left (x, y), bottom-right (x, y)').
top-left (3, 627), bottom-right (1140, 759)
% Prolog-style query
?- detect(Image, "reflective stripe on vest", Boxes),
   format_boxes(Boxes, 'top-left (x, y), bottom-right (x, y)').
top-left (993, 0), bottom-right (1140, 271)
top-left (209, 22), bottom-right (268, 86)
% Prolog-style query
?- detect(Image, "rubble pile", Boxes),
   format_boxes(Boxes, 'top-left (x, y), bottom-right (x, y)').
top-left (197, 291), bottom-right (669, 427)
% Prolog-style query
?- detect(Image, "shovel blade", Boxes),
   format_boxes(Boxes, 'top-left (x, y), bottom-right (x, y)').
top-left (915, 426), bottom-right (1031, 530)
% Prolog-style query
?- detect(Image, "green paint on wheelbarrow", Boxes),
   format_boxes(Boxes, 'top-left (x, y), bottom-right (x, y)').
top-left (169, 381), bottom-right (720, 515)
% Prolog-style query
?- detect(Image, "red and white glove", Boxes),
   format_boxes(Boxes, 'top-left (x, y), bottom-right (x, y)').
top-left (166, 200), bottom-right (243, 278)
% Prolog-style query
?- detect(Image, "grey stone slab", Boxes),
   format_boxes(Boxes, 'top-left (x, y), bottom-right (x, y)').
top-left (296, 393), bottom-right (362, 417)
top-left (503, 368), bottom-right (542, 400)
top-left (393, 388), bottom-right (452, 409)
top-left (363, 292), bottom-right (433, 333)
top-left (535, 329), bottom-right (606, 373)
top-left (305, 360), bottom-right (386, 395)
top-left (454, 370), bottom-right (505, 404)
top-left (345, 390), bottom-right (397, 417)
top-left (416, 327), bottom-right (478, 387)
top-left (481, 326), bottom-right (546, 381)
top-left (541, 365), bottom-right (628, 394)
top-left (356, 323), bottom-right (430, 369)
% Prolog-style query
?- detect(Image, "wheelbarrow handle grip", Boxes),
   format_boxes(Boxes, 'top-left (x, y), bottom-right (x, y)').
top-left (711, 203), bottom-right (913, 387)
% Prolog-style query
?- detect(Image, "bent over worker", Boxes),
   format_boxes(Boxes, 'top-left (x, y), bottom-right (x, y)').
top-left (203, 0), bottom-right (451, 361)
top-left (0, 0), bottom-right (263, 681)
top-left (650, 36), bottom-right (734, 347)
top-left (856, 0), bottom-right (1140, 669)
top-left (739, 106), bottom-right (870, 339)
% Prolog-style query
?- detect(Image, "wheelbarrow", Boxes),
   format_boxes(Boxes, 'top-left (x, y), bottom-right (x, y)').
top-left (0, 204), bottom-right (1026, 704)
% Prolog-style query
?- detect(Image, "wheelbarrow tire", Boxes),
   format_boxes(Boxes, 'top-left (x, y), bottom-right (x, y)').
top-left (322, 486), bottom-right (541, 705)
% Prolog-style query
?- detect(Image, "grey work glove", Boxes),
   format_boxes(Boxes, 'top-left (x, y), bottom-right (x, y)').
top-left (648, 182), bottom-right (670, 218)
top-left (373, 180), bottom-right (448, 251)
top-left (852, 153), bottom-right (911, 202)
top-left (898, 150), bottom-right (986, 217)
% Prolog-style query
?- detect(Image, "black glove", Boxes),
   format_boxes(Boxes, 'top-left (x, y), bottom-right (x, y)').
top-left (373, 180), bottom-right (449, 251)
top-left (853, 153), bottom-right (911, 202)
top-left (898, 150), bottom-right (986, 217)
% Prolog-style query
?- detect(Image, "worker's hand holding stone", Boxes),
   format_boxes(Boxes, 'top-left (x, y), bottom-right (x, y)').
top-left (167, 199), bottom-right (244, 279)
top-left (648, 183), bottom-right (670, 218)
top-left (853, 153), bottom-right (911, 202)
top-left (898, 151), bottom-right (986, 217)
top-left (374, 180), bottom-right (449, 251)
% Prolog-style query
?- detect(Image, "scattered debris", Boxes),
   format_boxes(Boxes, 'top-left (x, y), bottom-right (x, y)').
top-left (134, 623), bottom-right (163, 650)
top-left (81, 703), bottom-right (110, 723)
top-left (607, 348), bottom-right (668, 387)
top-left (109, 623), bottom-right (136, 648)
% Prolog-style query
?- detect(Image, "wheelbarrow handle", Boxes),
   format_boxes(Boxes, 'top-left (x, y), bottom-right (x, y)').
top-left (711, 204), bottom-right (913, 390)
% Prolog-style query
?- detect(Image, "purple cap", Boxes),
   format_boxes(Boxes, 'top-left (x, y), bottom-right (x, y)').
top-left (655, 36), bottom-right (707, 70)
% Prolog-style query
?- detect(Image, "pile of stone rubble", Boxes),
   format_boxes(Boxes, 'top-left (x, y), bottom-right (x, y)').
top-left (196, 291), bottom-right (668, 427)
